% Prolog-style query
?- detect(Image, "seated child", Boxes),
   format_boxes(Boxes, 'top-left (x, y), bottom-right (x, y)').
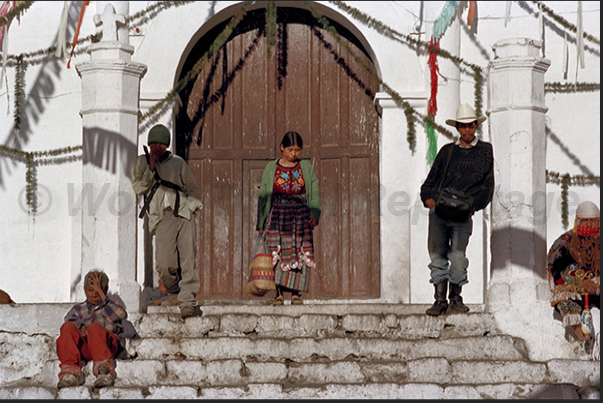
top-left (56, 269), bottom-right (127, 389)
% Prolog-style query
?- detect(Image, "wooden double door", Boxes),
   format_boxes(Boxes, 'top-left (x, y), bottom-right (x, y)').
top-left (176, 7), bottom-right (380, 300)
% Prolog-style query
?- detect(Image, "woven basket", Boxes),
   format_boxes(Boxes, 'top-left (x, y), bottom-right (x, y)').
top-left (247, 253), bottom-right (275, 296)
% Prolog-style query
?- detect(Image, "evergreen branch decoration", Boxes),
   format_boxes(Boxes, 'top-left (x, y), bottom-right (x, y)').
top-left (473, 67), bottom-right (484, 137)
top-left (560, 173), bottom-right (570, 229)
top-left (25, 153), bottom-right (37, 216)
top-left (545, 82), bottom-right (600, 93)
top-left (473, 67), bottom-right (484, 118)
top-left (546, 170), bottom-right (600, 187)
top-left (330, 1), bottom-right (483, 72)
top-left (0, 145), bottom-right (82, 216)
top-left (0, 0), bottom-right (595, 226)
top-left (125, 0), bottom-right (195, 25)
top-left (13, 55), bottom-right (25, 131)
top-left (309, 1), bottom-right (458, 151)
top-left (265, 1), bottom-right (277, 61)
top-left (546, 170), bottom-right (600, 229)
top-left (404, 106), bottom-right (416, 153)
top-left (140, 1), bottom-right (253, 124)
top-left (5, 1), bottom-right (195, 63)
top-left (0, 1), bottom-right (34, 28)
top-left (328, 0), bottom-right (479, 155)
top-left (531, 0), bottom-right (600, 46)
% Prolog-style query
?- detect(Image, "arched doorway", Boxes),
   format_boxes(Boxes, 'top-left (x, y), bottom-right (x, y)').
top-left (175, 4), bottom-right (381, 300)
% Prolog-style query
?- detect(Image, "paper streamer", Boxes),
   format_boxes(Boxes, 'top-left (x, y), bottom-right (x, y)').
top-left (432, 1), bottom-right (459, 41)
top-left (55, 1), bottom-right (69, 58)
top-left (576, 0), bottom-right (585, 73)
top-left (467, 1), bottom-right (475, 27)
top-left (504, 1), bottom-right (511, 27)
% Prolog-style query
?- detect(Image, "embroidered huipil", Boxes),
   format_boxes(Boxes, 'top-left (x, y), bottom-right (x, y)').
top-left (273, 163), bottom-right (305, 196)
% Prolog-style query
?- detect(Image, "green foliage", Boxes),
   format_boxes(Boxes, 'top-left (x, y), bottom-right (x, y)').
top-left (1, 1), bottom-right (599, 228)
top-left (266, 1), bottom-right (277, 60)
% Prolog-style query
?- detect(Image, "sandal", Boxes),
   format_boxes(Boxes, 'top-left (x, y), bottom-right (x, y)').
top-left (291, 295), bottom-right (303, 305)
top-left (270, 295), bottom-right (284, 305)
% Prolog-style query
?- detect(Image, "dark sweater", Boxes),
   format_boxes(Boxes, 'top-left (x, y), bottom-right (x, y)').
top-left (420, 140), bottom-right (494, 212)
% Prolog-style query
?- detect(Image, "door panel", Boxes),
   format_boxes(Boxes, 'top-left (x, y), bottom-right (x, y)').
top-left (179, 7), bottom-right (380, 300)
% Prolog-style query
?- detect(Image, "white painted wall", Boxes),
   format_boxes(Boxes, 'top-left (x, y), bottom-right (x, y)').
top-left (0, 1), bottom-right (599, 305)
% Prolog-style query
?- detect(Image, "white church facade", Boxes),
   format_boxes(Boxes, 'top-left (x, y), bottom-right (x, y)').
top-left (0, 1), bottom-right (599, 362)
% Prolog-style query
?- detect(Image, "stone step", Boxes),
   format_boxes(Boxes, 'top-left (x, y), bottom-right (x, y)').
top-left (37, 357), bottom-right (599, 390)
top-left (135, 309), bottom-right (500, 339)
top-left (129, 334), bottom-right (529, 362)
top-left (1, 382), bottom-right (598, 400)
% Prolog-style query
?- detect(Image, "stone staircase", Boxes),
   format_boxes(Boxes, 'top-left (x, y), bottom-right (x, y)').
top-left (0, 302), bottom-right (599, 399)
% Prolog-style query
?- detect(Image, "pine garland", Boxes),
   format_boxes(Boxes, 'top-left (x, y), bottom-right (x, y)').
top-left (265, 1), bottom-right (277, 61)
top-left (328, 0), bottom-right (481, 155)
top-left (330, 1), bottom-right (482, 72)
top-left (531, 0), bottom-right (600, 46)
top-left (13, 55), bottom-right (25, 131)
top-left (140, 1), bottom-right (253, 125)
top-left (277, 21), bottom-right (287, 89)
top-left (0, 0), bottom-right (597, 225)
top-left (546, 170), bottom-right (600, 187)
top-left (0, 145), bottom-right (83, 216)
top-left (545, 82), bottom-right (600, 93)
top-left (4, 1), bottom-right (195, 63)
top-left (126, 1), bottom-right (195, 25)
top-left (0, 1), bottom-right (34, 28)
top-left (546, 170), bottom-right (600, 229)
top-left (560, 173), bottom-right (570, 229)
top-left (25, 153), bottom-right (37, 216)
top-left (404, 106), bottom-right (416, 153)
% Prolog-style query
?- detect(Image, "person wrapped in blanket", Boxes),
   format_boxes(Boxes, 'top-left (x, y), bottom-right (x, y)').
top-left (55, 270), bottom-right (127, 389)
top-left (547, 201), bottom-right (600, 356)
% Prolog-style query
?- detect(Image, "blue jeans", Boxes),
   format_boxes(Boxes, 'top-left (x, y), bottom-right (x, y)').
top-left (427, 209), bottom-right (473, 286)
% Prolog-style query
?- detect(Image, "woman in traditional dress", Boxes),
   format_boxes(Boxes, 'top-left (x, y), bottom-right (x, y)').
top-left (547, 201), bottom-right (600, 354)
top-left (257, 131), bottom-right (321, 305)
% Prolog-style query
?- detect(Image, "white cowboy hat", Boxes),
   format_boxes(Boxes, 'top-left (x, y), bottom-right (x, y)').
top-left (445, 103), bottom-right (487, 127)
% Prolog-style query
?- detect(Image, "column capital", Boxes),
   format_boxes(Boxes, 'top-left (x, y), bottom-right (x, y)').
top-left (373, 92), bottom-right (427, 116)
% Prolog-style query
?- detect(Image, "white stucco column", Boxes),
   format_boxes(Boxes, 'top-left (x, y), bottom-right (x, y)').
top-left (375, 93), bottom-right (427, 303)
top-left (75, 3), bottom-right (147, 313)
top-left (487, 38), bottom-right (571, 361)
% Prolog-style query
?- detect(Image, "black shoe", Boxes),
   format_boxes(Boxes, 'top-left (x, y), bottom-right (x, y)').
top-left (448, 283), bottom-right (470, 314)
top-left (426, 281), bottom-right (448, 316)
top-left (426, 300), bottom-right (448, 316)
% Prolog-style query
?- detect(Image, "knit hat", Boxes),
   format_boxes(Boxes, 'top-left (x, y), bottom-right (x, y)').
top-left (445, 103), bottom-right (487, 127)
top-left (576, 201), bottom-right (600, 219)
top-left (148, 124), bottom-right (171, 146)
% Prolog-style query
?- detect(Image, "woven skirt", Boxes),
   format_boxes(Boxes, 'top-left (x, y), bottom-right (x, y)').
top-left (265, 194), bottom-right (315, 293)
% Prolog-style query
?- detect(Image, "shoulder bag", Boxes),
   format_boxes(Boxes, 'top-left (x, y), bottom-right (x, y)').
top-left (434, 146), bottom-right (474, 222)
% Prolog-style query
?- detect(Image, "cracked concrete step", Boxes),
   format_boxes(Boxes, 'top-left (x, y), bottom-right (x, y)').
top-left (37, 358), bottom-right (600, 390)
top-left (135, 311), bottom-right (500, 340)
top-left (129, 334), bottom-right (529, 362)
top-left (1, 382), bottom-right (598, 400)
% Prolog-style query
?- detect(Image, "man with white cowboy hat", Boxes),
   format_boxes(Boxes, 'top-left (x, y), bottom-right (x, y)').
top-left (420, 103), bottom-right (495, 316)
